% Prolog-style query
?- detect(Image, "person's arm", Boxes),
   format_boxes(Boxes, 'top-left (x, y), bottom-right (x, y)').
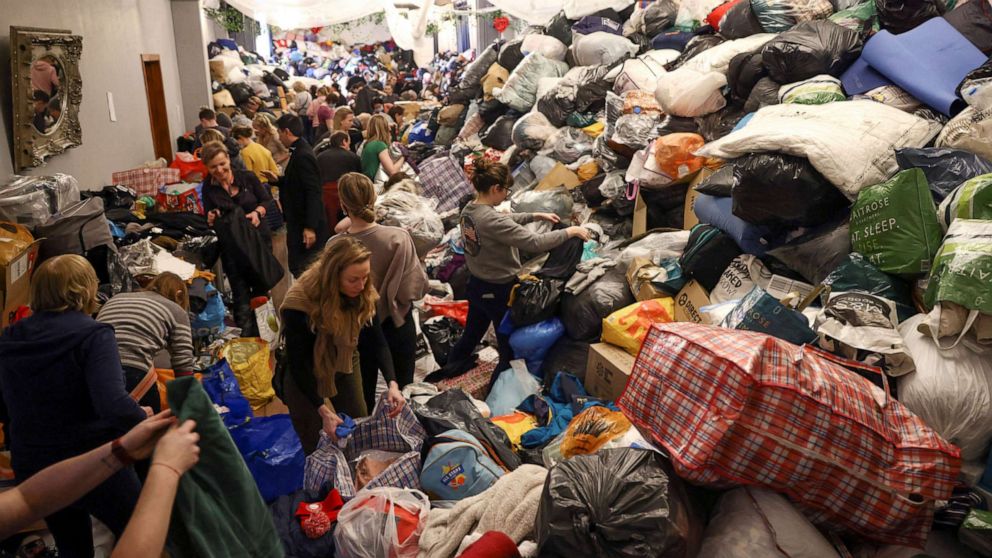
top-left (378, 149), bottom-right (404, 176)
top-left (83, 328), bottom-right (149, 430)
top-left (282, 309), bottom-right (323, 408)
top-left (487, 211), bottom-right (571, 254)
top-left (0, 411), bottom-right (177, 540)
top-left (361, 316), bottom-right (405, 416)
top-left (509, 212), bottom-right (537, 225)
top-left (111, 420), bottom-right (200, 558)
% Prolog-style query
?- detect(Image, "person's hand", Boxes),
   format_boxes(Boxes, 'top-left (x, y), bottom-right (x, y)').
top-left (303, 228), bottom-right (317, 249)
top-left (534, 212), bottom-right (561, 224)
top-left (318, 404), bottom-right (343, 441)
top-left (141, 406), bottom-right (154, 417)
top-left (207, 209), bottom-right (221, 227)
top-left (386, 382), bottom-right (406, 418)
top-left (566, 226), bottom-right (592, 241)
top-left (260, 169), bottom-right (279, 182)
top-left (119, 410), bottom-right (177, 460)
top-left (151, 420), bottom-right (200, 476)
top-left (246, 210), bottom-right (261, 228)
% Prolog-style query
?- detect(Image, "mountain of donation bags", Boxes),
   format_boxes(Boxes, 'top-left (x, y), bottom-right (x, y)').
top-left (4, 0), bottom-right (992, 555)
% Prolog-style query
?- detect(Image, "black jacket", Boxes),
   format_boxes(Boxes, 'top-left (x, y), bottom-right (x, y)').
top-left (274, 138), bottom-right (326, 233)
top-left (316, 147), bottom-right (362, 185)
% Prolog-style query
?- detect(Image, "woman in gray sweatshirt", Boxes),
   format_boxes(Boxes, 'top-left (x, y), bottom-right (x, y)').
top-left (426, 158), bottom-right (591, 384)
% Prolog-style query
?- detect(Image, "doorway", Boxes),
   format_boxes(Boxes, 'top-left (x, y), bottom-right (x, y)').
top-left (141, 54), bottom-right (172, 162)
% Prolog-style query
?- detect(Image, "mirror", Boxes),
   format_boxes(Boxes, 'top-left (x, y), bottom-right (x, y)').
top-left (10, 27), bottom-right (82, 172)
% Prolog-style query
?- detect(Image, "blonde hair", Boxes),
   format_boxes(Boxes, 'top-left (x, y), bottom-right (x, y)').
top-left (298, 236), bottom-right (378, 340)
top-left (200, 141), bottom-right (229, 166)
top-left (199, 128), bottom-right (225, 145)
top-left (339, 173), bottom-right (377, 223)
top-left (253, 114), bottom-right (278, 138)
top-left (145, 272), bottom-right (190, 311)
top-left (332, 106), bottom-right (354, 132)
top-left (31, 255), bottom-right (99, 314)
top-left (292, 81), bottom-right (307, 93)
top-left (366, 114), bottom-right (392, 144)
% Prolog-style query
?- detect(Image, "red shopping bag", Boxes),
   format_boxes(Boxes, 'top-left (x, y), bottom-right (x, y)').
top-left (170, 151), bottom-right (208, 183)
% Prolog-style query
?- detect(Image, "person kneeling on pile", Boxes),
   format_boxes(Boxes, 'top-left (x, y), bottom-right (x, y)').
top-left (426, 159), bottom-right (591, 384)
top-left (280, 235), bottom-right (406, 454)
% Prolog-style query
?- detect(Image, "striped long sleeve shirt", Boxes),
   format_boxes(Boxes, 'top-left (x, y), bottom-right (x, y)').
top-left (97, 291), bottom-right (196, 375)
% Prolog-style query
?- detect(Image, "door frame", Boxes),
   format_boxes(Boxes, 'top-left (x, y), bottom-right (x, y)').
top-left (140, 54), bottom-right (173, 162)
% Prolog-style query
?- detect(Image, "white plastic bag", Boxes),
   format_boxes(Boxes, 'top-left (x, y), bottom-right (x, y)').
top-left (334, 487), bottom-right (430, 558)
top-left (618, 230), bottom-right (690, 266)
top-left (613, 50), bottom-right (680, 94)
top-left (522, 34), bottom-right (568, 61)
top-left (655, 67), bottom-right (729, 117)
top-left (485, 360), bottom-right (541, 417)
top-left (571, 32), bottom-right (639, 67)
top-left (898, 313), bottom-right (992, 462)
top-left (495, 52), bottom-right (569, 113)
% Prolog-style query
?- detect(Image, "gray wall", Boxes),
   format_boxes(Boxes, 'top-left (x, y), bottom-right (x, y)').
top-left (0, 0), bottom-right (187, 189)
top-left (172, 0), bottom-right (214, 132)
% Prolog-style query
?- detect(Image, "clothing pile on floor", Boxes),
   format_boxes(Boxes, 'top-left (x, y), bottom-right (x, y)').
top-left (4, 0), bottom-right (992, 555)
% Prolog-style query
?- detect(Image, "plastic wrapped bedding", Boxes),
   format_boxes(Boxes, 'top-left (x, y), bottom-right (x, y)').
top-left (495, 52), bottom-right (569, 113)
top-left (936, 106), bottom-right (992, 160)
top-left (697, 100), bottom-right (944, 199)
top-left (522, 34), bottom-right (568, 61)
top-left (570, 32), bottom-right (639, 68)
top-left (462, 43), bottom-right (499, 87)
top-left (612, 50), bottom-right (680, 94)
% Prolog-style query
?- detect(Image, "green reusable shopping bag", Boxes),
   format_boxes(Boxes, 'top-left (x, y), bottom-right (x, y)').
top-left (924, 219), bottom-right (992, 316)
top-left (937, 173), bottom-right (992, 230)
top-left (850, 168), bottom-right (943, 276)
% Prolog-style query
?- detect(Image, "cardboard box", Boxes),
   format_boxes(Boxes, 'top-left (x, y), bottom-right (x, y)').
top-left (683, 168), bottom-right (714, 230)
top-left (674, 279), bottom-right (710, 324)
top-left (536, 163), bottom-right (581, 192)
top-left (1, 239), bottom-right (41, 328)
top-left (585, 342), bottom-right (636, 401)
top-left (632, 191), bottom-right (647, 237)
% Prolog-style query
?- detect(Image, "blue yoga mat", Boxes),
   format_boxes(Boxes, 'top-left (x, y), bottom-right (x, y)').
top-left (841, 18), bottom-right (986, 116)
top-left (693, 193), bottom-right (774, 256)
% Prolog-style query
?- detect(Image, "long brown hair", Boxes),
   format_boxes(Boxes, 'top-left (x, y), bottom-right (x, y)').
top-left (298, 236), bottom-right (378, 340)
top-left (338, 173), bottom-right (377, 223)
top-left (471, 157), bottom-right (513, 193)
top-left (145, 272), bottom-right (190, 311)
top-left (366, 114), bottom-right (392, 144)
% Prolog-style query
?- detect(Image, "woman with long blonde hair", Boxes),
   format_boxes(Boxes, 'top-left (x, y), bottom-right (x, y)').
top-left (280, 235), bottom-right (406, 454)
top-left (360, 114), bottom-right (405, 181)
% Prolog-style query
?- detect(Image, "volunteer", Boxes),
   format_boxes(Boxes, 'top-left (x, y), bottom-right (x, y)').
top-left (0, 255), bottom-right (150, 557)
top-left (426, 159), bottom-right (591, 383)
top-left (360, 114), bottom-right (404, 181)
top-left (330, 106), bottom-right (363, 153)
top-left (280, 235), bottom-right (406, 454)
top-left (316, 131), bottom-right (362, 232)
top-left (97, 272), bottom-right (195, 414)
top-left (201, 141), bottom-right (275, 336)
top-left (0, 411), bottom-right (200, 558)
top-left (230, 125), bottom-right (279, 184)
top-left (253, 114), bottom-right (290, 170)
top-left (337, 173), bottom-right (429, 410)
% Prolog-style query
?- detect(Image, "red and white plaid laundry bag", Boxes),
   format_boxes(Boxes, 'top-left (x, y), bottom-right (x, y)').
top-left (111, 167), bottom-right (181, 197)
top-left (618, 322), bottom-right (961, 548)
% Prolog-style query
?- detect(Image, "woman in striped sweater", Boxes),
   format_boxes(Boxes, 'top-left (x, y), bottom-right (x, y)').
top-left (97, 273), bottom-right (196, 413)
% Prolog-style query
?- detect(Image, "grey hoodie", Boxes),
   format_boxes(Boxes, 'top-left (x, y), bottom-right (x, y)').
top-left (459, 203), bottom-right (569, 284)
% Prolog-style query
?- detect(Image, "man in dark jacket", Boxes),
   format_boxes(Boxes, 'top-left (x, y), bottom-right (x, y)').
top-left (263, 115), bottom-right (329, 276)
top-left (316, 131), bottom-right (362, 232)
top-left (348, 76), bottom-right (374, 116)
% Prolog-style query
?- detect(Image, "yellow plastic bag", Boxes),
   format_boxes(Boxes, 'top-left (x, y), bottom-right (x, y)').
top-left (602, 298), bottom-right (674, 356)
top-left (581, 121), bottom-right (605, 138)
top-left (220, 338), bottom-right (275, 411)
top-left (560, 407), bottom-right (632, 459)
top-left (492, 411), bottom-right (539, 450)
top-left (577, 160), bottom-right (601, 181)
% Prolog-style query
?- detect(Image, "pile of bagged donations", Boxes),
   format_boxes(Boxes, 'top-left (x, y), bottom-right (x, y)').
top-left (5, 0), bottom-right (992, 555)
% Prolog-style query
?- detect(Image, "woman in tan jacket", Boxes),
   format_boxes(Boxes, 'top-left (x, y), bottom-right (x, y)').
top-left (336, 173), bottom-right (428, 411)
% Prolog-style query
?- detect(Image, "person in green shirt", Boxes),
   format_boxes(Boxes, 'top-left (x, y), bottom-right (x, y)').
top-left (360, 114), bottom-right (405, 182)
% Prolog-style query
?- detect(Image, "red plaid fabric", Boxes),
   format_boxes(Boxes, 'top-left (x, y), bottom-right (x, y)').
top-left (418, 154), bottom-right (473, 213)
top-left (111, 168), bottom-right (181, 197)
top-left (618, 323), bottom-right (961, 548)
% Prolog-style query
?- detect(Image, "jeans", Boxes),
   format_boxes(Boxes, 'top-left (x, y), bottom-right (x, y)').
top-left (443, 275), bottom-right (515, 379)
top-left (358, 309), bottom-right (418, 412)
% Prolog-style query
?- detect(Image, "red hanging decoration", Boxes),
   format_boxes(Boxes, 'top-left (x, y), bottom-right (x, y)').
top-left (310, 27), bottom-right (323, 35)
top-left (493, 16), bottom-right (509, 34)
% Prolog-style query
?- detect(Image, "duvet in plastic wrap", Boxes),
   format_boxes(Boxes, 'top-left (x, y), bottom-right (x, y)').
top-left (898, 314), bottom-right (992, 462)
top-left (535, 448), bottom-right (701, 558)
top-left (522, 33), bottom-right (568, 61)
top-left (698, 488), bottom-right (841, 558)
top-left (936, 106), bottom-right (992, 161)
top-left (375, 190), bottom-right (445, 260)
top-left (570, 32), bottom-right (639, 67)
top-left (612, 49), bottom-right (680, 94)
top-left (495, 52), bottom-right (569, 113)
top-left (561, 267), bottom-right (635, 341)
top-left (697, 100), bottom-right (944, 199)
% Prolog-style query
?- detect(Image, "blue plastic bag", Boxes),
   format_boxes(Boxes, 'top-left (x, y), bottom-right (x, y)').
top-left (201, 359), bottom-right (253, 427)
top-left (229, 414), bottom-right (305, 502)
top-left (720, 286), bottom-right (817, 346)
top-left (486, 361), bottom-right (541, 417)
top-left (408, 121), bottom-right (435, 144)
top-left (509, 317), bottom-right (566, 374)
top-left (190, 283), bottom-right (225, 339)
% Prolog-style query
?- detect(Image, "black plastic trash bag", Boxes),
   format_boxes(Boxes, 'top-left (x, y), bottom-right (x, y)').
top-left (423, 316), bottom-right (464, 368)
top-left (665, 34), bottom-right (725, 71)
top-left (694, 165), bottom-right (736, 196)
top-left (719, 0), bottom-right (766, 39)
top-left (895, 147), bottom-right (992, 201)
top-left (875, 0), bottom-right (946, 35)
top-left (480, 114), bottom-right (519, 151)
top-left (732, 153), bottom-right (850, 228)
top-left (766, 216), bottom-right (852, 284)
top-left (695, 104), bottom-right (748, 141)
top-left (944, 1), bottom-right (992, 55)
top-left (657, 115), bottom-right (701, 135)
top-left (645, 0), bottom-right (678, 36)
top-left (498, 38), bottom-right (525, 72)
top-left (478, 98), bottom-right (510, 127)
top-left (727, 50), bottom-right (769, 104)
top-left (574, 65), bottom-right (615, 113)
top-left (546, 12), bottom-right (574, 46)
top-left (463, 43), bottom-right (499, 87)
top-left (561, 267), bottom-right (634, 341)
top-left (412, 388), bottom-right (521, 471)
top-left (761, 20), bottom-right (863, 84)
top-left (744, 77), bottom-right (781, 112)
top-left (536, 448), bottom-right (701, 558)
top-left (511, 276), bottom-right (565, 327)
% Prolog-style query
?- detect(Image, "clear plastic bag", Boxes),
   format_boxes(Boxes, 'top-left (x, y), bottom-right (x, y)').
top-left (512, 112), bottom-right (558, 151)
top-left (334, 487), bottom-right (430, 558)
top-left (511, 187), bottom-right (574, 220)
top-left (550, 127), bottom-right (594, 163)
top-left (376, 190), bottom-right (445, 259)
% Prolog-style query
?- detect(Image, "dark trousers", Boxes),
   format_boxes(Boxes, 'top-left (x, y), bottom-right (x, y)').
top-left (44, 467), bottom-right (141, 558)
top-left (283, 359), bottom-right (367, 455)
top-left (286, 223), bottom-right (326, 278)
top-left (222, 255), bottom-right (259, 337)
top-left (122, 365), bottom-right (161, 414)
top-left (358, 309), bottom-right (417, 412)
top-left (444, 275), bottom-right (515, 378)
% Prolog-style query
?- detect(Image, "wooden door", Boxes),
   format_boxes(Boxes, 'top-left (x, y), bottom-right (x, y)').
top-left (141, 54), bottom-right (172, 162)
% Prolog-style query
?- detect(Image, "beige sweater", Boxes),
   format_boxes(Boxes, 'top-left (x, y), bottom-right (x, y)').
top-left (418, 464), bottom-right (548, 558)
top-left (345, 224), bottom-right (429, 326)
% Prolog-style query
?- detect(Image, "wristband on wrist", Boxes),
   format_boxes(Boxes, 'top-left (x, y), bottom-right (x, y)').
top-left (151, 462), bottom-right (183, 478)
top-left (111, 438), bottom-right (136, 467)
